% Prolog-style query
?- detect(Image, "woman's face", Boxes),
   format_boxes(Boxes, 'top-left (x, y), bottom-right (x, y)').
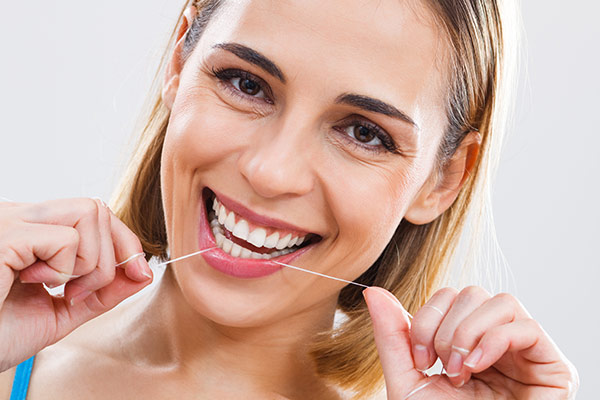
top-left (161, 0), bottom-right (449, 327)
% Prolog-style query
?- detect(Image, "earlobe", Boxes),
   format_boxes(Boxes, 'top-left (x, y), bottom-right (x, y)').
top-left (404, 131), bottom-right (482, 225)
top-left (162, 6), bottom-right (197, 110)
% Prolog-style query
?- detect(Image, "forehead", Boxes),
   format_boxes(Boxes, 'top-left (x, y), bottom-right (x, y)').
top-left (198, 0), bottom-right (448, 131)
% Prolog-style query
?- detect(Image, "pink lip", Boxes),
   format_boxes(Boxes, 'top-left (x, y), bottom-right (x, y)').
top-left (198, 188), bottom-right (316, 279)
top-left (211, 189), bottom-right (313, 235)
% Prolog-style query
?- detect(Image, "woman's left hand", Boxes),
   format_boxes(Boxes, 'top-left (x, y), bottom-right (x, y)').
top-left (363, 286), bottom-right (579, 399)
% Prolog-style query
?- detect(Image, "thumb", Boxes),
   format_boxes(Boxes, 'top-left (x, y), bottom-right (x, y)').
top-left (364, 286), bottom-right (425, 396)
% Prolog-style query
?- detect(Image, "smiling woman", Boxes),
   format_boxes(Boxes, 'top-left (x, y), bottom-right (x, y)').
top-left (0, 0), bottom-right (579, 399)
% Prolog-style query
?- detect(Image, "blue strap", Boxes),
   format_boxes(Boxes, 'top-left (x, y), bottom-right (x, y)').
top-left (10, 355), bottom-right (35, 400)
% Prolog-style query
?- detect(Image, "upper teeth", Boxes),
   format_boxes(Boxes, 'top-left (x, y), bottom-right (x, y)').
top-left (212, 197), bottom-right (306, 250)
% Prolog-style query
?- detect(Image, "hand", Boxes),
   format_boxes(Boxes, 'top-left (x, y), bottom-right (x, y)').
top-left (363, 286), bottom-right (579, 399)
top-left (0, 198), bottom-right (153, 372)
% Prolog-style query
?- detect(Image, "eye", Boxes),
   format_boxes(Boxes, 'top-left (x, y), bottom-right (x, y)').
top-left (210, 67), bottom-right (273, 104)
top-left (335, 119), bottom-right (400, 155)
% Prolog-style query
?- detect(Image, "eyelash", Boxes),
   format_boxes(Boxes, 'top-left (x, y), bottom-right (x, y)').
top-left (210, 66), bottom-right (400, 155)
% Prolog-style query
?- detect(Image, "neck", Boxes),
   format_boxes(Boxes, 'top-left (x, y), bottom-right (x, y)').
top-left (121, 267), bottom-right (340, 398)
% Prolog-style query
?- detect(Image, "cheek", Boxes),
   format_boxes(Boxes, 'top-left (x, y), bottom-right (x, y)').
top-left (164, 95), bottom-right (243, 172)
top-left (324, 160), bottom-right (421, 259)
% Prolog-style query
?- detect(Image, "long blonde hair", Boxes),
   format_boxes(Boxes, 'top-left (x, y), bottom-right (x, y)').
top-left (111, 0), bottom-right (519, 397)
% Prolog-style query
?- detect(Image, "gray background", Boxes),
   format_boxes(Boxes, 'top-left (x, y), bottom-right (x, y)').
top-left (1, 1), bottom-right (598, 397)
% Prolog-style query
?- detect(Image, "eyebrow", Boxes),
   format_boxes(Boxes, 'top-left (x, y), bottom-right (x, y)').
top-left (211, 42), bottom-right (419, 130)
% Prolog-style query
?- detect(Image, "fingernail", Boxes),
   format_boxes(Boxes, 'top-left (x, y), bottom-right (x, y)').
top-left (369, 286), bottom-right (401, 306)
top-left (413, 344), bottom-right (430, 372)
top-left (69, 290), bottom-right (92, 306)
top-left (138, 259), bottom-right (153, 280)
top-left (463, 347), bottom-right (482, 369)
top-left (446, 350), bottom-right (463, 377)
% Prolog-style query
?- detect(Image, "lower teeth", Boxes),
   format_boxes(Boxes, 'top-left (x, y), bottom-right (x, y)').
top-left (208, 212), bottom-right (298, 259)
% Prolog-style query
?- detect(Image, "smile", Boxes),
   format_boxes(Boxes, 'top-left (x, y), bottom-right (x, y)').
top-left (204, 190), bottom-right (320, 260)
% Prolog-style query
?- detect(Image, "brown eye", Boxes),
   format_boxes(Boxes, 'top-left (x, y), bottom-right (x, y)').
top-left (239, 78), bottom-right (260, 96)
top-left (353, 125), bottom-right (376, 143)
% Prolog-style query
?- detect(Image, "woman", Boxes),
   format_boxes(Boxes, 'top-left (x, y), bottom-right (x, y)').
top-left (0, 0), bottom-right (579, 398)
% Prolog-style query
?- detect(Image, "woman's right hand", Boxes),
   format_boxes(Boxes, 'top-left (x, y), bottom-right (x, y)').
top-left (0, 198), bottom-right (153, 372)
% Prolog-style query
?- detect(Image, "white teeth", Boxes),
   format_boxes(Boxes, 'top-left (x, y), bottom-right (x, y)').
top-left (209, 195), bottom-right (311, 260)
top-left (215, 232), bottom-right (225, 246)
top-left (275, 233), bottom-right (292, 250)
top-left (232, 219), bottom-right (249, 241)
top-left (222, 238), bottom-right (233, 254)
top-left (230, 243), bottom-right (242, 258)
top-left (247, 228), bottom-right (267, 247)
top-left (240, 248), bottom-right (252, 258)
top-left (264, 232), bottom-right (279, 249)
top-left (218, 204), bottom-right (227, 225)
top-left (224, 211), bottom-right (236, 231)
top-left (287, 236), bottom-right (298, 248)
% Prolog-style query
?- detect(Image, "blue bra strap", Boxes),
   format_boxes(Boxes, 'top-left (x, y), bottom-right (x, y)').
top-left (10, 355), bottom-right (35, 400)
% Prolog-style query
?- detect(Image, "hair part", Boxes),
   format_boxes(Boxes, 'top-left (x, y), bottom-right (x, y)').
top-left (111, 0), bottom-right (519, 397)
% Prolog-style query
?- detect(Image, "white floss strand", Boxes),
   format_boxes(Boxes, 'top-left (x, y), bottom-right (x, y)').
top-left (272, 260), bottom-right (370, 289)
top-left (114, 247), bottom-right (413, 319)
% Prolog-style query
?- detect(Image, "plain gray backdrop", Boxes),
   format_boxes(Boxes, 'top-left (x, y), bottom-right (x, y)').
top-left (1, 1), bottom-right (598, 397)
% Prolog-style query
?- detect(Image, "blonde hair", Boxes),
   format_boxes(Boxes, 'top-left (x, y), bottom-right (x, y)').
top-left (112, 0), bottom-right (519, 397)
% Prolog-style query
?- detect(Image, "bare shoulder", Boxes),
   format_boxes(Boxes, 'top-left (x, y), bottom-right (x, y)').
top-left (0, 366), bottom-right (16, 400)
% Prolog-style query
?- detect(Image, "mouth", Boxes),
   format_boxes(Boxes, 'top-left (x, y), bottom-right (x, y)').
top-left (202, 188), bottom-right (322, 261)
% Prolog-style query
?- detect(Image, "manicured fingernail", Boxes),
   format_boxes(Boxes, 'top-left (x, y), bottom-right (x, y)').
top-left (413, 344), bottom-right (430, 372)
top-left (138, 259), bottom-right (153, 280)
top-left (451, 345), bottom-right (470, 356)
top-left (70, 290), bottom-right (92, 306)
top-left (446, 350), bottom-right (463, 377)
top-left (463, 347), bottom-right (482, 369)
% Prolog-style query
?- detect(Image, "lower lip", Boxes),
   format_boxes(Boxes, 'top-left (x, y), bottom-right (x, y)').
top-left (197, 191), bottom-right (315, 279)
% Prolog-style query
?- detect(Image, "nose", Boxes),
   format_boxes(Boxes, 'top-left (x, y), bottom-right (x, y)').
top-left (237, 117), bottom-right (316, 199)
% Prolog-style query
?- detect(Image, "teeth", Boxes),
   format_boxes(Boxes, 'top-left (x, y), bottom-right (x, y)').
top-left (240, 248), bottom-right (252, 258)
top-left (264, 232), bottom-right (279, 249)
top-left (247, 228), bottom-right (267, 247)
top-left (224, 211), bottom-right (236, 231)
top-left (230, 243), bottom-right (242, 258)
top-left (222, 238), bottom-right (233, 254)
top-left (287, 236), bottom-right (298, 248)
top-left (218, 204), bottom-right (227, 225)
top-left (209, 195), bottom-right (311, 260)
top-left (275, 233), bottom-right (292, 250)
top-left (215, 232), bottom-right (225, 246)
top-left (232, 219), bottom-right (249, 241)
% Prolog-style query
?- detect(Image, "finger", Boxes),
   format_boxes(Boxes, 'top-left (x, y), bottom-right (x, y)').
top-left (410, 287), bottom-right (458, 372)
top-left (8, 223), bottom-right (79, 282)
top-left (108, 210), bottom-right (153, 283)
top-left (21, 198), bottom-right (102, 277)
top-left (363, 286), bottom-right (427, 399)
top-left (54, 267), bottom-right (153, 337)
top-left (447, 292), bottom-right (531, 385)
top-left (63, 200), bottom-right (116, 304)
top-left (433, 286), bottom-right (490, 385)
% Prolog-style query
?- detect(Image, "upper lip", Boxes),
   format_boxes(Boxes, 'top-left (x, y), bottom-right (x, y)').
top-left (208, 188), bottom-right (319, 236)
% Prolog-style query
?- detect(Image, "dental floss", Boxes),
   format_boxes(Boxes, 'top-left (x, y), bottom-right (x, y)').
top-left (137, 247), bottom-right (413, 319)
top-left (272, 260), bottom-right (370, 289)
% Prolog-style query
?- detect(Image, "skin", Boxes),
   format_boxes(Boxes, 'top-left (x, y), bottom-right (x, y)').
top-left (0, 0), bottom-right (578, 399)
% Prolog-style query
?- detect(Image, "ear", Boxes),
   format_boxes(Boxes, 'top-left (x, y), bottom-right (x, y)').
top-left (404, 131), bottom-right (482, 225)
top-left (162, 6), bottom-right (197, 110)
